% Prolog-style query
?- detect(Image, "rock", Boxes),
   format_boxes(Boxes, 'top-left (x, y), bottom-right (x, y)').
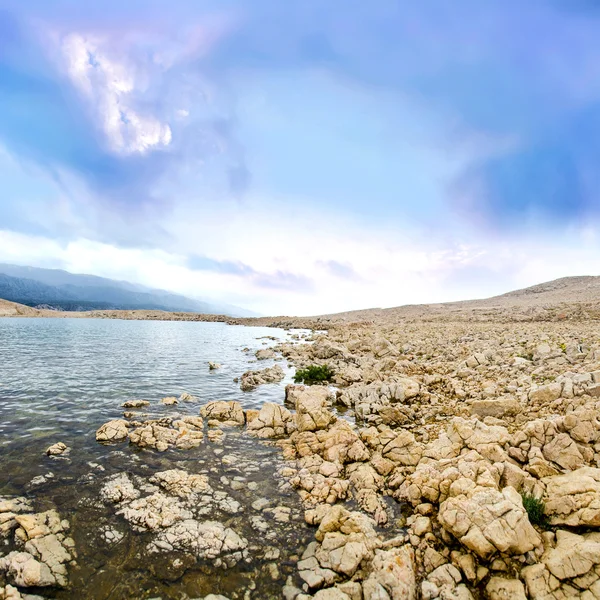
top-left (161, 396), bottom-right (179, 405)
top-left (149, 469), bottom-right (211, 498)
top-left (149, 520), bottom-right (247, 561)
top-left (0, 509), bottom-right (74, 589)
top-left (200, 401), bottom-right (245, 426)
top-left (0, 585), bottom-right (23, 600)
top-left (118, 493), bottom-right (192, 531)
top-left (208, 362), bottom-right (221, 370)
top-left (544, 467), bottom-right (600, 526)
top-left (381, 430), bottom-right (423, 466)
top-left (485, 577), bottom-right (527, 600)
top-left (256, 348), bottom-right (276, 360)
top-left (447, 418), bottom-right (510, 460)
top-left (362, 546), bottom-right (416, 600)
top-left (313, 589), bottom-right (351, 600)
top-left (543, 530), bottom-right (600, 580)
top-left (100, 473), bottom-right (141, 503)
top-left (292, 386), bottom-right (336, 432)
top-left (0, 552), bottom-right (56, 587)
top-left (240, 365), bottom-right (285, 391)
top-left (470, 398), bottom-right (520, 419)
top-left (247, 403), bottom-right (295, 438)
top-left (427, 563), bottom-right (461, 588)
top-left (129, 417), bottom-right (203, 451)
top-left (179, 392), bottom-right (197, 402)
top-left (542, 433), bottom-right (585, 471)
top-left (322, 421), bottom-right (370, 464)
top-left (121, 400), bottom-right (149, 408)
top-left (529, 382), bottom-right (562, 404)
top-left (438, 485), bottom-right (541, 559)
top-left (95, 419), bottom-right (129, 443)
top-left (45, 442), bottom-right (69, 456)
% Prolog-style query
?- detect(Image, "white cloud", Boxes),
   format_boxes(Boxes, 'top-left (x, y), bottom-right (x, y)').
top-left (61, 33), bottom-right (172, 154)
top-left (0, 204), bottom-right (599, 316)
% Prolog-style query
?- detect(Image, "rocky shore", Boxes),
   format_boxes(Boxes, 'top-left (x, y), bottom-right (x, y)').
top-left (3, 311), bottom-right (600, 598)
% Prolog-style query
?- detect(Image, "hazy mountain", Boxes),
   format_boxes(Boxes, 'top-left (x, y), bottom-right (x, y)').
top-left (0, 264), bottom-right (257, 316)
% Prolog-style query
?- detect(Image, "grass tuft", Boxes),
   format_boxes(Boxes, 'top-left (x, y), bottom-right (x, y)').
top-left (521, 492), bottom-right (548, 527)
top-left (293, 364), bottom-right (334, 385)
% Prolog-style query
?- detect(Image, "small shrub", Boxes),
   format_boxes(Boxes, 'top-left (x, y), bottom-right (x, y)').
top-left (521, 492), bottom-right (548, 527)
top-left (293, 364), bottom-right (334, 385)
top-left (559, 343), bottom-right (567, 354)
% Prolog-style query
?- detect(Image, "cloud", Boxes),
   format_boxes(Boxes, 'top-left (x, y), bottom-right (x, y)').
top-left (318, 260), bottom-right (363, 281)
top-left (1, 0), bottom-right (600, 315)
top-left (61, 33), bottom-right (172, 154)
top-left (0, 2), bottom-right (245, 217)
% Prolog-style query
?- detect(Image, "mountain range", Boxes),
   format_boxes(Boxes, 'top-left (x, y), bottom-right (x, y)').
top-left (0, 264), bottom-right (255, 317)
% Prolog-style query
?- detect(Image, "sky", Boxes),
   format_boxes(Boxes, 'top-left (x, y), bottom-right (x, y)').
top-left (1, 0), bottom-right (600, 315)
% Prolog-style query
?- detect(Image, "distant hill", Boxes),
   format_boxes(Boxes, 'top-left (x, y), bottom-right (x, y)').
top-left (311, 275), bottom-right (600, 323)
top-left (0, 264), bottom-right (256, 317)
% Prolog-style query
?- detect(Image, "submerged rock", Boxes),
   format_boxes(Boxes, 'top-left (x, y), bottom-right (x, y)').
top-left (161, 396), bottom-right (179, 405)
top-left (121, 400), bottom-right (150, 408)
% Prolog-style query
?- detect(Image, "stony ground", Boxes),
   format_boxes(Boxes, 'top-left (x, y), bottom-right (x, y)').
top-left (4, 280), bottom-right (600, 598)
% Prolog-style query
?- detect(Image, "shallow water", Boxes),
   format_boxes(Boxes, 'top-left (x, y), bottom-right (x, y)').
top-left (0, 318), bottom-right (312, 599)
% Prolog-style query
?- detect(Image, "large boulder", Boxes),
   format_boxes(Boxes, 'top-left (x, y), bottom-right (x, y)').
top-left (246, 403), bottom-right (294, 438)
top-left (200, 401), bottom-right (245, 425)
top-left (362, 546), bottom-right (416, 600)
top-left (96, 419), bottom-right (129, 443)
top-left (544, 530), bottom-right (600, 580)
top-left (485, 577), bottom-right (527, 600)
top-left (381, 430), bottom-right (423, 466)
top-left (544, 467), bottom-right (600, 526)
top-left (0, 552), bottom-right (56, 588)
top-left (292, 387), bottom-right (336, 433)
top-left (542, 433), bottom-right (585, 471)
top-left (321, 421), bottom-right (370, 464)
top-left (438, 485), bottom-right (541, 559)
top-left (129, 418), bottom-right (203, 451)
top-left (528, 382), bottom-right (563, 404)
top-left (470, 398), bottom-right (520, 419)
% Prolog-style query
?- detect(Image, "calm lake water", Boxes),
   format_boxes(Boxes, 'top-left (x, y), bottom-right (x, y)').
top-left (0, 318), bottom-right (312, 599)
top-left (0, 317), bottom-right (296, 458)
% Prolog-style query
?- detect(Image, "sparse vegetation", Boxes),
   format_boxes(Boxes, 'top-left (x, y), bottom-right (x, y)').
top-left (521, 492), bottom-right (548, 527)
top-left (293, 364), bottom-right (334, 385)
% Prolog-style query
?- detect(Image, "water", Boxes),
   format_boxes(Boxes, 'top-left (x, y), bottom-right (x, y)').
top-left (0, 318), bottom-right (312, 599)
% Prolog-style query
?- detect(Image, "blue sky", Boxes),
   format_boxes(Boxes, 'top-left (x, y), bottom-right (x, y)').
top-left (0, 0), bottom-right (599, 314)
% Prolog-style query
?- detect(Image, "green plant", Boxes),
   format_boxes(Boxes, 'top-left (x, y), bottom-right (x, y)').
top-left (559, 343), bottom-right (567, 353)
top-left (293, 364), bottom-right (334, 385)
top-left (521, 493), bottom-right (548, 527)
